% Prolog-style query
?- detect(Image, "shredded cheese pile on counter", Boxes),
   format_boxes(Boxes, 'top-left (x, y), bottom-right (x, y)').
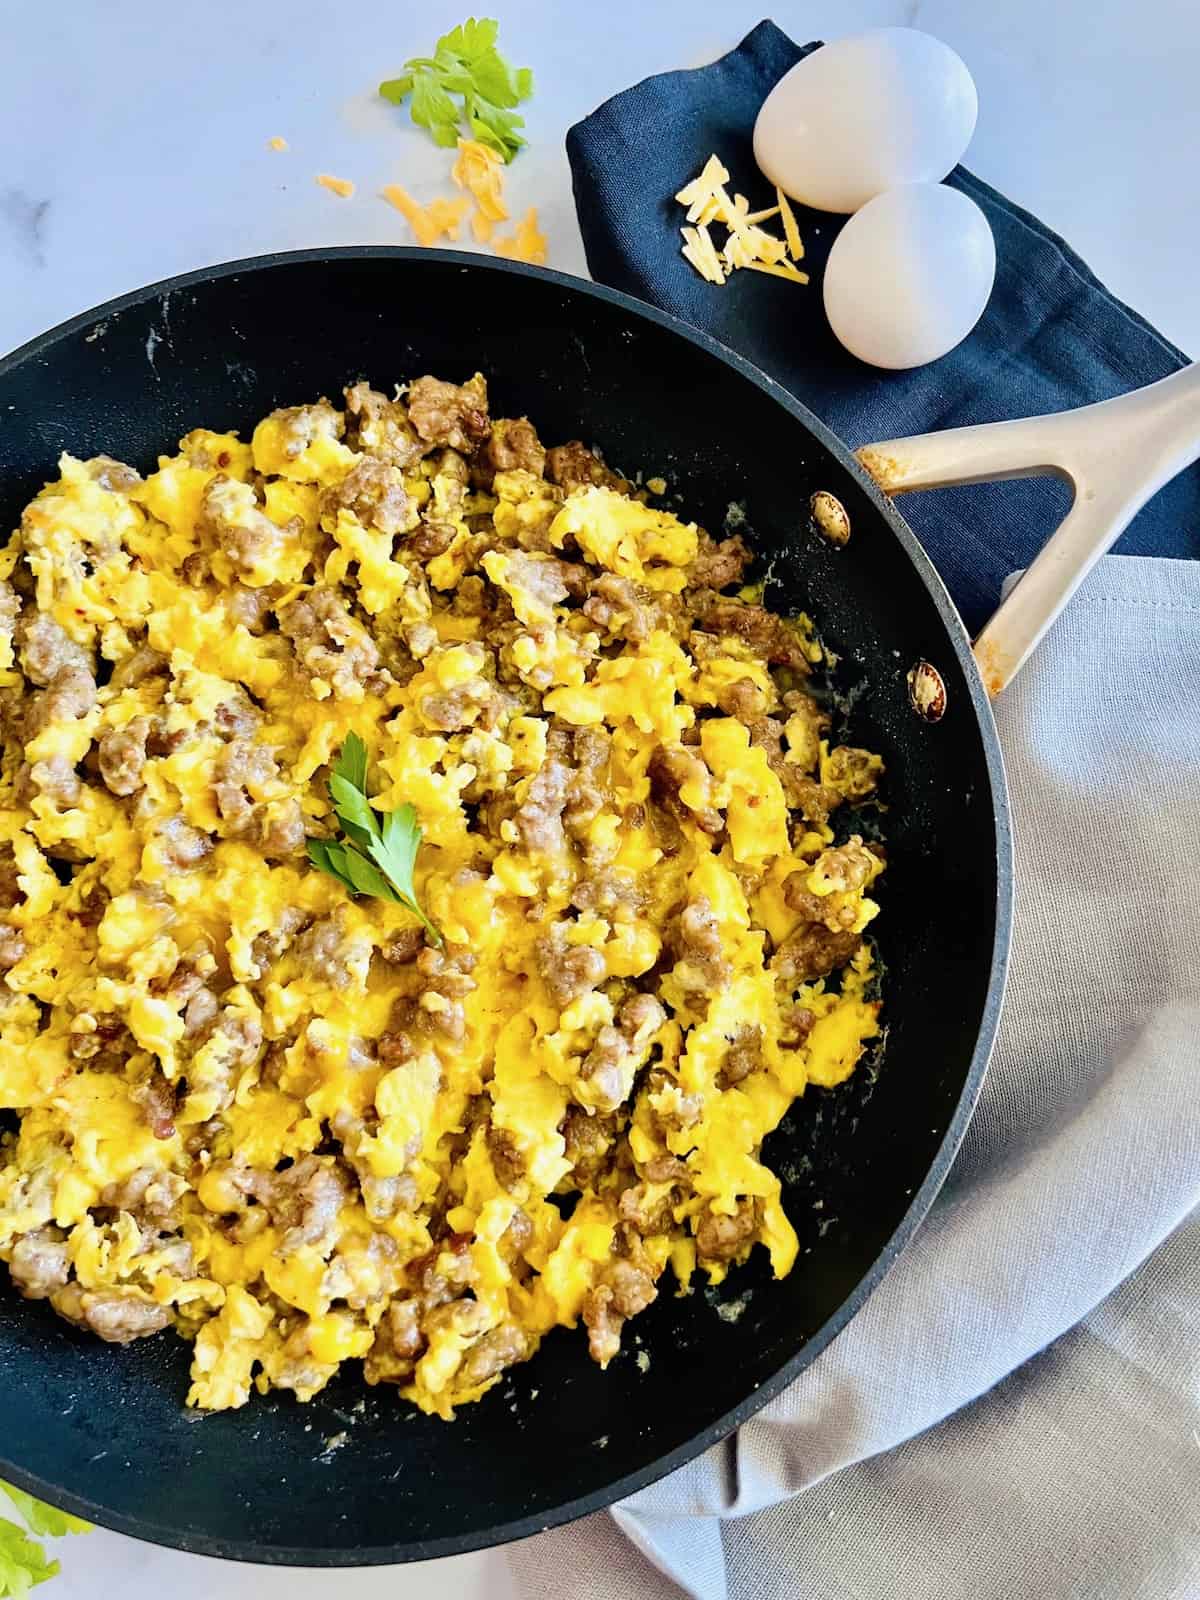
top-left (299, 132), bottom-right (546, 263)
top-left (675, 155), bottom-right (808, 287)
top-left (383, 186), bottom-right (471, 246)
top-left (452, 139), bottom-right (510, 243)
top-left (492, 206), bottom-right (548, 266)
top-left (382, 142), bottom-right (546, 264)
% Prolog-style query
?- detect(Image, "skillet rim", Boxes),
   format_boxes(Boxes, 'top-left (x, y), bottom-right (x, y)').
top-left (0, 245), bottom-right (1014, 1565)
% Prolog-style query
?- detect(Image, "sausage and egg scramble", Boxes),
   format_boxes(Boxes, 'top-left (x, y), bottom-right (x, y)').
top-left (0, 376), bottom-right (884, 1417)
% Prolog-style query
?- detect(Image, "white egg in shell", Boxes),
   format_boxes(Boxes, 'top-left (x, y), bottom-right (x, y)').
top-left (822, 184), bottom-right (996, 370)
top-left (754, 29), bottom-right (978, 214)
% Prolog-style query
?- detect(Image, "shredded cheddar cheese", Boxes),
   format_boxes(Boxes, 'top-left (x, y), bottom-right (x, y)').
top-left (452, 139), bottom-right (510, 239)
top-left (268, 137), bottom-right (289, 153)
top-left (776, 186), bottom-right (804, 262)
top-left (316, 174), bottom-right (356, 199)
top-left (378, 140), bottom-right (546, 266)
top-left (493, 206), bottom-right (548, 266)
top-left (681, 223), bottom-right (726, 286)
top-left (744, 260), bottom-right (810, 283)
top-left (382, 185), bottom-right (470, 246)
top-left (382, 142), bottom-right (547, 266)
top-left (674, 154), bottom-right (809, 288)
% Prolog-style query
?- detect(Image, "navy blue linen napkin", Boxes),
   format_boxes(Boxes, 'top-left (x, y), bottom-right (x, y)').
top-left (565, 20), bottom-right (1198, 632)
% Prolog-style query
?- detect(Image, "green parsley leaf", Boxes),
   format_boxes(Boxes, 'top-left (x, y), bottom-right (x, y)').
top-left (431, 64), bottom-right (474, 95)
top-left (0, 1493), bottom-right (88, 1543)
top-left (378, 73), bottom-right (414, 105)
top-left (328, 773), bottom-right (379, 848)
top-left (379, 17), bottom-right (533, 163)
top-left (466, 99), bottom-right (527, 161)
top-left (0, 1483), bottom-right (91, 1597)
top-left (340, 846), bottom-right (401, 903)
top-left (306, 836), bottom-right (349, 882)
top-left (334, 730), bottom-right (368, 791)
top-left (374, 803), bottom-right (423, 892)
top-left (307, 741), bottom-right (442, 946)
top-left (439, 16), bottom-right (499, 60)
top-left (409, 71), bottom-right (460, 142)
top-left (430, 120), bottom-right (464, 150)
top-left (468, 48), bottom-right (521, 109)
top-left (0, 1518), bottom-right (58, 1597)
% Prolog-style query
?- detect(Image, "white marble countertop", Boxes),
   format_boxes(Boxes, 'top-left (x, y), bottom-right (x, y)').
top-left (3, 1), bottom-right (1195, 1595)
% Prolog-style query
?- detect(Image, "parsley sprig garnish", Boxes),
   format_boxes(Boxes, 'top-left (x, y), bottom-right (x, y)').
top-left (379, 17), bottom-right (533, 163)
top-left (307, 733), bottom-right (442, 947)
top-left (0, 1480), bottom-right (90, 1596)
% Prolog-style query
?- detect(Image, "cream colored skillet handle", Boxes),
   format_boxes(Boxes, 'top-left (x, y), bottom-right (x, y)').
top-left (855, 363), bottom-right (1200, 696)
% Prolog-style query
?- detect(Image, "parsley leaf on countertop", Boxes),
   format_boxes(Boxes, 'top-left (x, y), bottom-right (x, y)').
top-left (307, 733), bottom-right (442, 946)
top-left (0, 1482), bottom-right (90, 1597)
top-left (379, 17), bottom-right (533, 162)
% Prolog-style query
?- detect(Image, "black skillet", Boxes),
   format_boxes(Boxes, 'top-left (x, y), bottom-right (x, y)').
top-left (0, 248), bottom-right (1011, 1563)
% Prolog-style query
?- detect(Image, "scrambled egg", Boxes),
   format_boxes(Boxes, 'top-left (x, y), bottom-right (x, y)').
top-left (0, 376), bottom-right (883, 1417)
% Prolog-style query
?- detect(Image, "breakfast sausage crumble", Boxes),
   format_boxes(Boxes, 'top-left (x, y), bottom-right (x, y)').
top-left (0, 376), bottom-right (883, 1416)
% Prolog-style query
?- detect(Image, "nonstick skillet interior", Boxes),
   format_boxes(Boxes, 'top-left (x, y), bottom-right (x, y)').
top-left (0, 249), bottom-right (1011, 1563)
